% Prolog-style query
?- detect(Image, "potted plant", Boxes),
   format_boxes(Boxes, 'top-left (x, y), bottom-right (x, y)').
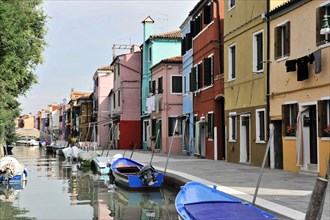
top-left (323, 124), bottom-right (330, 137)
top-left (286, 125), bottom-right (295, 136)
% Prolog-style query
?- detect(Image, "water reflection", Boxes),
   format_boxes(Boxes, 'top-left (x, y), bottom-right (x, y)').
top-left (0, 146), bottom-right (179, 220)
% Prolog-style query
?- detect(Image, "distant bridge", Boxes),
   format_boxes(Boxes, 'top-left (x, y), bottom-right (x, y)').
top-left (16, 128), bottom-right (51, 140)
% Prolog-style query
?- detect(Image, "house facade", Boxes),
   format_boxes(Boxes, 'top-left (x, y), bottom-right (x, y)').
top-left (141, 16), bottom-right (182, 150)
top-left (110, 47), bottom-right (142, 150)
top-left (180, 16), bottom-right (194, 155)
top-left (93, 66), bottom-right (113, 148)
top-left (150, 56), bottom-right (183, 154)
top-left (189, 0), bottom-right (225, 160)
top-left (268, 0), bottom-right (330, 176)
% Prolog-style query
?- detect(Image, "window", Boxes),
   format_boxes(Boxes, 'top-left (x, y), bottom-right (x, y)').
top-left (256, 109), bottom-right (266, 142)
top-left (229, 113), bottom-right (236, 141)
top-left (182, 33), bottom-right (193, 55)
top-left (168, 117), bottom-right (182, 136)
top-left (204, 55), bottom-right (214, 86)
top-left (172, 75), bottom-right (183, 94)
top-left (197, 63), bottom-right (202, 89)
top-left (191, 14), bottom-right (202, 38)
top-left (149, 80), bottom-right (155, 95)
top-left (316, 4), bottom-right (330, 45)
top-left (253, 30), bottom-right (264, 72)
top-left (183, 75), bottom-right (186, 94)
top-left (190, 69), bottom-right (196, 92)
top-left (318, 99), bottom-right (330, 137)
top-left (158, 77), bottom-right (163, 94)
top-left (282, 103), bottom-right (298, 137)
top-left (228, 44), bottom-right (236, 80)
top-left (118, 90), bottom-right (120, 107)
top-left (204, 2), bottom-right (213, 25)
top-left (113, 93), bottom-right (116, 110)
top-left (207, 112), bottom-right (214, 139)
top-left (229, 0), bottom-right (236, 10)
top-left (274, 22), bottom-right (290, 59)
top-left (116, 63), bottom-right (120, 76)
top-left (149, 46), bottom-right (152, 62)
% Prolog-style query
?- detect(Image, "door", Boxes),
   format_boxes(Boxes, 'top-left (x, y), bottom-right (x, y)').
top-left (273, 121), bottom-right (283, 169)
top-left (240, 115), bottom-right (250, 163)
top-left (142, 120), bottom-right (150, 150)
top-left (301, 105), bottom-right (318, 171)
top-left (183, 118), bottom-right (189, 153)
top-left (155, 120), bottom-right (161, 150)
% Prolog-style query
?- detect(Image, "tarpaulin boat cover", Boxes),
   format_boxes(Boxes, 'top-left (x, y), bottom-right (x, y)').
top-left (0, 156), bottom-right (25, 178)
top-left (184, 202), bottom-right (276, 220)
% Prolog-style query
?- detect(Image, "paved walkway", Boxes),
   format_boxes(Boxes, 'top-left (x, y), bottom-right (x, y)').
top-left (101, 149), bottom-right (330, 220)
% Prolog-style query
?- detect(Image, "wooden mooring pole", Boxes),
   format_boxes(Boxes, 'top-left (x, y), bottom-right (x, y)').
top-left (305, 157), bottom-right (330, 220)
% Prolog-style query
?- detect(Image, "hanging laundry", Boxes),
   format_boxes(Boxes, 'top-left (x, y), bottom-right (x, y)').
top-left (313, 49), bottom-right (322, 74)
top-left (285, 60), bottom-right (297, 72)
top-left (308, 53), bottom-right (314, 64)
top-left (297, 56), bottom-right (309, 81)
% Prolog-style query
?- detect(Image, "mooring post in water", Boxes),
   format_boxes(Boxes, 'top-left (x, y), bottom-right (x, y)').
top-left (164, 118), bottom-right (178, 176)
top-left (252, 125), bottom-right (274, 205)
top-left (305, 157), bottom-right (329, 220)
top-left (130, 144), bottom-right (136, 160)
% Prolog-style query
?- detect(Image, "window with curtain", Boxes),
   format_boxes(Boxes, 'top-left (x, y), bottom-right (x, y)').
top-left (316, 4), bottom-right (330, 46)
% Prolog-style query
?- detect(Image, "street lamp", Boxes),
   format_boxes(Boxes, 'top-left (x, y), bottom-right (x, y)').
top-left (320, 15), bottom-right (330, 35)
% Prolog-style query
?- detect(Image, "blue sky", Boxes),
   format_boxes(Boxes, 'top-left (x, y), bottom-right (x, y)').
top-left (19, 0), bottom-right (198, 115)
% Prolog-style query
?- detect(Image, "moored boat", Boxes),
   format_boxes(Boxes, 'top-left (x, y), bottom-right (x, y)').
top-left (111, 157), bottom-right (164, 189)
top-left (175, 181), bottom-right (279, 220)
top-left (91, 153), bottom-right (123, 175)
top-left (0, 156), bottom-right (28, 183)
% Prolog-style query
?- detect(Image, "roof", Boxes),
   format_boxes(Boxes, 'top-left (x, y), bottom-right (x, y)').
top-left (149, 30), bottom-right (182, 40)
top-left (151, 56), bottom-right (182, 70)
top-left (161, 56), bottom-right (182, 63)
top-left (267, 0), bottom-right (310, 18)
top-left (97, 65), bottom-right (111, 71)
top-left (142, 16), bottom-right (154, 24)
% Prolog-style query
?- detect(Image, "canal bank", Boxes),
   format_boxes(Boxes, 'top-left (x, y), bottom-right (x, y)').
top-left (103, 149), bottom-right (329, 220)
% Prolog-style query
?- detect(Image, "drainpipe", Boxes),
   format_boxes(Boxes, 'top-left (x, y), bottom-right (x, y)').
top-left (266, 0), bottom-right (271, 166)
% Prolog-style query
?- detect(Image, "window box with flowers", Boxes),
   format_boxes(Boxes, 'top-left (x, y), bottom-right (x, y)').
top-left (322, 124), bottom-right (330, 138)
top-left (286, 125), bottom-right (295, 137)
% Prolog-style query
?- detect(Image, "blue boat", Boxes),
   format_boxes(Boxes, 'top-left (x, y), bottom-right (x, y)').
top-left (175, 181), bottom-right (279, 220)
top-left (111, 157), bottom-right (164, 189)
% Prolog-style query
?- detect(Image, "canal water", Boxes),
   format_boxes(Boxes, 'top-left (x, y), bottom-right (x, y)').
top-left (0, 145), bottom-right (179, 220)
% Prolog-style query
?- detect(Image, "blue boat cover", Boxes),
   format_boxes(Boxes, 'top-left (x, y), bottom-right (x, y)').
top-left (184, 202), bottom-right (275, 220)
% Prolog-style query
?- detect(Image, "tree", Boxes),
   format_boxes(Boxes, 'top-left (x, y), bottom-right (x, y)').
top-left (0, 0), bottom-right (47, 150)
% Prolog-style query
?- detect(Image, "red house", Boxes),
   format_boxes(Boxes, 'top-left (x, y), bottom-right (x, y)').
top-left (189, 0), bottom-right (225, 160)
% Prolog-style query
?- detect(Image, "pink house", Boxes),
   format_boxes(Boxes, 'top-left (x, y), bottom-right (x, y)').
top-left (109, 46), bottom-right (141, 149)
top-left (93, 66), bottom-right (113, 148)
top-left (150, 56), bottom-right (183, 154)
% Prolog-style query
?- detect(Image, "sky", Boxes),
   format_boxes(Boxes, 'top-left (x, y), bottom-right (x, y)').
top-left (19, 0), bottom-right (198, 115)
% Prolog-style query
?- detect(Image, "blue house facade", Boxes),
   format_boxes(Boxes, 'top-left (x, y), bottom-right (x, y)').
top-left (141, 16), bottom-right (182, 150)
top-left (180, 16), bottom-right (194, 155)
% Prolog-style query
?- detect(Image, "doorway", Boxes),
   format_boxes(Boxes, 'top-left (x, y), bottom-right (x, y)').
top-left (240, 114), bottom-right (250, 163)
top-left (301, 105), bottom-right (318, 172)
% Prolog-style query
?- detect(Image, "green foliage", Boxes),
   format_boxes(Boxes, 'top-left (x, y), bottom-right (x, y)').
top-left (0, 0), bottom-right (47, 146)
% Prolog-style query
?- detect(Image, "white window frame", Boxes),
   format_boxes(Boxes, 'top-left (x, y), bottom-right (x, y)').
top-left (228, 43), bottom-right (236, 81)
top-left (207, 111), bottom-right (214, 140)
top-left (171, 75), bottom-right (183, 94)
top-left (253, 30), bottom-right (264, 73)
top-left (256, 108), bottom-right (266, 143)
top-left (228, 0), bottom-right (236, 11)
top-left (229, 112), bottom-right (237, 142)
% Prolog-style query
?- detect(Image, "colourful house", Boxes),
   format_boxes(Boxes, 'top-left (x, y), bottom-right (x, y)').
top-left (150, 56), bottom-right (183, 154)
top-left (180, 15), bottom-right (194, 155)
top-left (189, 0), bottom-right (225, 160)
top-left (93, 66), bottom-right (113, 148)
top-left (141, 16), bottom-right (182, 150)
top-left (109, 46), bottom-right (141, 150)
top-left (268, 0), bottom-right (330, 176)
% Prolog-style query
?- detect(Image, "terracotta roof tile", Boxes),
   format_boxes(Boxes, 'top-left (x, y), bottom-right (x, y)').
top-left (150, 30), bottom-right (182, 39)
top-left (161, 56), bottom-right (182, 63)
top-left (97, 65), bottom-right (111, 71)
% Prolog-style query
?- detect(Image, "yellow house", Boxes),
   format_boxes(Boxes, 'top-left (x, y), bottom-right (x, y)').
top-left (223, 0), bottom-right (287, 166)
top-left (269, 0), bottom-right (330, 177)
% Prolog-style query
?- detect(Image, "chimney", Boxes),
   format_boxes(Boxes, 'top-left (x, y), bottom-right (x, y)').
top-left (142, 16), bottom-right (154, 42)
